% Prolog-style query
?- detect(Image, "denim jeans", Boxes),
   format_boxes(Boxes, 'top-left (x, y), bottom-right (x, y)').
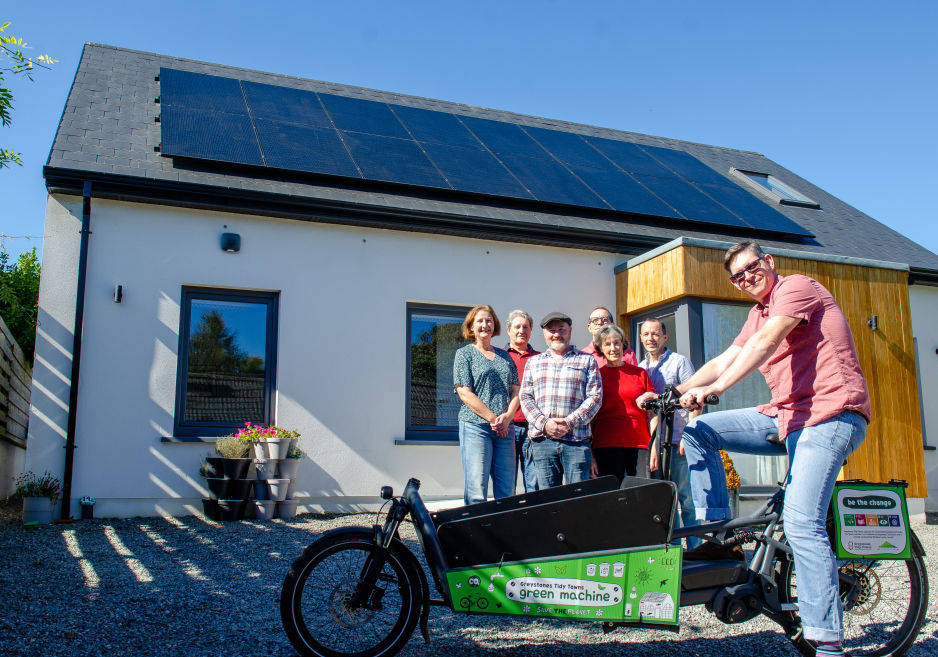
top-left (530, 437), bottom-right (591, 487)
top-left (668, 450), bottom-right (701, 549)
top-left (459, 421), bottom-right (517, 505)
top-left (682, 408), bottom-right (867, 642)
top-left (514, 425), bottom-right (539, 493)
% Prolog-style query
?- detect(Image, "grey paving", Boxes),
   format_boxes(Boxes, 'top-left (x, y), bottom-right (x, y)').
top-left (0, 510), bottom-right (936, 656)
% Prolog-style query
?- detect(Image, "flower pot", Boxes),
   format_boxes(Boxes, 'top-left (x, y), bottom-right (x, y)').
top-left (229, 479), bottom-right (254, 501)
top-left (728, 488), bottom-right (740, 519)
top-left (22, 498), bottom-right (54, 525)
top-left (286, 480), bottom-right (296, 500)
top-left (221, 458), bottom-right (252, 480)
top-left (278, 458), bottom-right (300, 481)
top-left (218, 499), bottom-right (248, 522)
top-left (278, 499), bottom-right (298, 519)
top-left (253, 480), bottom-right (269, 500)
top-left (289, 437), bottom-right (298, 452)
top-left (202, 457), bottom-right (224, 478)
top-left (266, 438), bottom-right (291, 460)
top-left (201, 499), bottom-right (221, 521)
top-left (266, 479), bottom-right (290, 502)
top-left (254, 500), bottom-right (277, 521)
top-left (253, 441), bottom-right (268, 460)
top-left (254, 459), bottom-right (279, 481)
top-left (206, 478), bottom-right (230, 501)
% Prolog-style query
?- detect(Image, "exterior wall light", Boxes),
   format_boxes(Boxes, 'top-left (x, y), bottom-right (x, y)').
top-left (221, 233), bottom-right (241, 253)
top-left (868, 316), bottom-right (878, 331)
top-left (114, 285), bottom-right (122, 303)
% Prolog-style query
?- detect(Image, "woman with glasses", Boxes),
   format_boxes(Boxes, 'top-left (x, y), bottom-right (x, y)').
top-left (453, 305), bottom-right (520, 505)
top-left (582, 306), bottom-right (637, 367)
top-left (589, 323), bottom-right (656, 485)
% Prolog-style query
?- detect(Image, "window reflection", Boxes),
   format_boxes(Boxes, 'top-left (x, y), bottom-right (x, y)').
top-left (409, 313), bottom-right (469, 428)
top-left (185, 299), bottom-right (268, 423)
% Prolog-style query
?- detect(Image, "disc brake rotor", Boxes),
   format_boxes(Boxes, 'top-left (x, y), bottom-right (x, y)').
top-left (328, 579), bottom-right (375, 628)
top-left (842, 564), bottom-right (881, 616)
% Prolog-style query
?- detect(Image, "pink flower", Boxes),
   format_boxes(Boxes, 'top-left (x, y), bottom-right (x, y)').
top-left (245, 422), bottom-right (252, 426)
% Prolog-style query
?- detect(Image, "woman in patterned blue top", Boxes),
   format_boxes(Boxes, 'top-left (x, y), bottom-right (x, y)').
top-left (454, 305), bottom-right (520, 505)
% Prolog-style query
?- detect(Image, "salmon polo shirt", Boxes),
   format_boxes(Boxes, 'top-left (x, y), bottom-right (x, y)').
top-left (733, 274), bottom-right (871, 439)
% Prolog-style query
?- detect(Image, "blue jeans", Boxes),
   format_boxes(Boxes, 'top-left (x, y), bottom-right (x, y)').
top-left (530, 437), bottom-right (591, 487)
top-left (682, 408), bottom-right (867, 642)
top-left (459, 421), bottom-right (516, 505)
top-left (514, 425), bottom-right (539, 493)
top-left (668, 450), bottom-right (701, 550)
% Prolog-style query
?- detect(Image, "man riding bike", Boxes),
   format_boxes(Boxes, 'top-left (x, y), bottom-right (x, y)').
top-left (675, 240), bottom-right (870, 657)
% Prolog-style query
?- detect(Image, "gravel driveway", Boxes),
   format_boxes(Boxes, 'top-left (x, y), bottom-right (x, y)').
top-left (1, 507), bottom-right (935, 657)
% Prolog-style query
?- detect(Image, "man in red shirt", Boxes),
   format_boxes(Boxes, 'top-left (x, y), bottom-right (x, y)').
top-left (677, 240), bottom-right (870, 656)
top-left (581, 306), bottom-right (637, 367)
top-left (504, 309), bottom-right (540, 492)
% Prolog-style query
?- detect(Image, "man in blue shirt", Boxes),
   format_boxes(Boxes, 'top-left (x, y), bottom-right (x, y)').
top-left (637, 317), bottom-right (701, 548)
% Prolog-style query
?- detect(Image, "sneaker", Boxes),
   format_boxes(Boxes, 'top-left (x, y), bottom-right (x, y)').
top-left (682, 541), bottom-right (746, 562)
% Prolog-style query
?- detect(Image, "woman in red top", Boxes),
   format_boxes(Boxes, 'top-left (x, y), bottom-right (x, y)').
top-left (589, 324), bottom-right (657, 485)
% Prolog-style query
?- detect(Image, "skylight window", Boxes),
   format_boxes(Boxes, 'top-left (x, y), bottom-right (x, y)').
top-left (732, 169), bottom-right (820, 208)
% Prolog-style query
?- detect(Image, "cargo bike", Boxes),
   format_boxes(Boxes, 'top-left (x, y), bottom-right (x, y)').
top-left (280, 390), bottom-right (929, 657)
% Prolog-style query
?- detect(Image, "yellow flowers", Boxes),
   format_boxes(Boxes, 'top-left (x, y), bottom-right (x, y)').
top-left (720, 450), bottom-right (741, 490)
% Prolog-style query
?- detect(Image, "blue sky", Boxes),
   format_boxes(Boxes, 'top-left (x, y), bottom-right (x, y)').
top-left (2, 1), bottom-right (935, 262)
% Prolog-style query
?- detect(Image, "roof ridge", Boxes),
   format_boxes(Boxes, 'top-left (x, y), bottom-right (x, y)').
top-left (82, 42), bottom-right (765, 158)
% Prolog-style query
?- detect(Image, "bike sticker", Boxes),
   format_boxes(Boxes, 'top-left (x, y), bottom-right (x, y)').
top-left (832, 482), bottom-right (911, 560)
top-left (443, 545), bottom-right (681, 625)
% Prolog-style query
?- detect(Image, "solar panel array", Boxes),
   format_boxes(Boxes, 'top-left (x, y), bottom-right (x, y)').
top-left (159, 68), bottom-right (812, 237)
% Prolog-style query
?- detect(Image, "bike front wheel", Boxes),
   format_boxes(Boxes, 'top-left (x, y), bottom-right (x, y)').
top-left (779, 529), bottom-right (929, 657)
top-left (281, 532), bottom-right (422, 657)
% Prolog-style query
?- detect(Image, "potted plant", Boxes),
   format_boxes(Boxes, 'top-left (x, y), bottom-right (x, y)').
top-left (13, 471), bottom-right (62, 525)
top-left (721, 450), bottom-right (741, 518)
top-left (278, 444), bottom-right (304, 481)
top-left (235, 423), bottom-right (299, 460)
top-left (215, 436), bottom-right (252, 480)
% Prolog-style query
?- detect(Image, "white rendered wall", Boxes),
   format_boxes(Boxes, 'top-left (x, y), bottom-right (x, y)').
top-left (910, 285), bottom-right (938, 512)
top-left (26, 195), bottom-right (621, 517)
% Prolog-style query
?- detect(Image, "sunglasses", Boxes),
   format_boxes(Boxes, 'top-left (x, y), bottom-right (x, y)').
top-left (728, 255), bottom-right (765, 285)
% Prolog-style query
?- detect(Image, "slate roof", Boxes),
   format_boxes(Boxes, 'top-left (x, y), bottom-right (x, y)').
top-left (43, 43), bottom-right (938, 276)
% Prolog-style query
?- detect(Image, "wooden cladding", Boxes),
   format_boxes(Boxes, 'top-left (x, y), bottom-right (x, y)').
top-left (0, 315), bottom-right (31, 450)
top-left (616, 245), bottom-right (927, 497)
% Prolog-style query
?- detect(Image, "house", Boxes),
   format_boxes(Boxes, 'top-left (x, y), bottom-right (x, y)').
top-left (26, 43), bottom-right (938, 519)
top-left (639, 592), bottom-right (674, 619)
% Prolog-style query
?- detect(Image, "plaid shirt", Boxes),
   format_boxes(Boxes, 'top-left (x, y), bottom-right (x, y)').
top-left (520, 346), bottom-right (603, 442)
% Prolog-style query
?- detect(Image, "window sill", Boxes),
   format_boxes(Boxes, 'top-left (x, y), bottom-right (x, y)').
top-left (394, 440), bottom-right (459, 446)
top-left (160, 436), bottom-right (221, 443)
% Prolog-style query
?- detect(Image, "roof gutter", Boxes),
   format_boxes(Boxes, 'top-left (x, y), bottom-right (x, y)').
top-left (61, 181), bottom-right (92, 520)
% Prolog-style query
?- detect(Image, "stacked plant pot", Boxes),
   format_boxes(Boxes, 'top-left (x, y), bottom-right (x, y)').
top-left (253, 437), bottom-right (300, 520)
top-left (202, 456), bottom-right (255, 521)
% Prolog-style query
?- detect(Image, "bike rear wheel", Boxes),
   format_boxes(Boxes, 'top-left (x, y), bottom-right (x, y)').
top-left (281, 532), bottom-right (422, 657)
top-left (779, 529), bottom-right (929, 657)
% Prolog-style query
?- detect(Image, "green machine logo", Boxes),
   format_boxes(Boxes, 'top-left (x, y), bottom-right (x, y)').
top-left (444, 545), bottom-right (682, 625)
top-left (842, 495), bottom-right (896, 510)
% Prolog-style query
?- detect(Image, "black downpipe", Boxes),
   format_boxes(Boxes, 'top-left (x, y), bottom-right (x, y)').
top-left (61, 181), bottom-right (92, 520)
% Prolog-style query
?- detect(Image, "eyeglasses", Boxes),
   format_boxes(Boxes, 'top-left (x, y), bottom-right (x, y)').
top-left (588, 316), bottom-right (614, 326)
top-left (728, 255), bottom-right (765, 285)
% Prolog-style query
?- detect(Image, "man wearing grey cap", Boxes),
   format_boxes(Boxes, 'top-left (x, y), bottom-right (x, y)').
top-left (519, 312), bottom-right (603, 487)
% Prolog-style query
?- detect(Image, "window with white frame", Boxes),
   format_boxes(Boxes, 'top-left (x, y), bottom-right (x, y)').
top-left (733, 169), bottom-right (819, 208)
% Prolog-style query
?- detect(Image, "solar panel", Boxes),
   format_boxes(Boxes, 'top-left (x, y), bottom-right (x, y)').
top-left (254, 120), bottom-right (361, 178)
top-left (581, 136), bottom-right (677, 178)
top-left (160, 106), bottom-right (264, 166)
top-left (391, 105), bottom-right (484, 150)
top-left (640, 145), bottom-right (734, 187)
top-left (159, 68), bottom-right (249, 115)
top-left (693, 183), bottom-right (812, 236)
top-left (522, 126), bottom-right (615, 169)
top-left (340, 131), bottom-right (451, 189)
top-left (498, 155), bottom-right (610, 209)
top-left (631, 174), bottom-right (748, 228)
top-left (565, 165), bottom-right (682, 218)
top-left (242, 82), bottom-right (333, 128)
top-left (421, 143), bottom-right (534, 200)
top-left (318, 94), bottom-right (411, 140)
top-left (458, 116), bottom-right (550, 159)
